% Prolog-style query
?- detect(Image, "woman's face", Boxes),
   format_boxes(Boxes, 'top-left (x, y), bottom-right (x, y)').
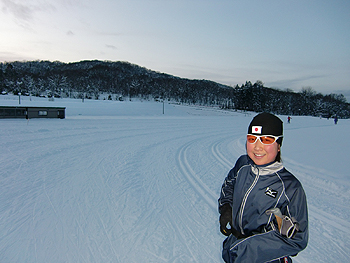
top-left (246, 137), bottom-right (280, 165)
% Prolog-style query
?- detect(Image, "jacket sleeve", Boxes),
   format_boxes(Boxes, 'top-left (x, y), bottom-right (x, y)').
top-left (218, 156), bottom-right (245, 213)
top-left (223, 183), bottom-right (309, 263)
top-left (218, 168), bottom-right (235, 213)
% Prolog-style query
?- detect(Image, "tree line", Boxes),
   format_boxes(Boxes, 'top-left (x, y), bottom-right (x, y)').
top-left (1, 60), bottom-right (349, 118)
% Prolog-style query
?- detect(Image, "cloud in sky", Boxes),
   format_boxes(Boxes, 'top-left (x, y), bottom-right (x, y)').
top-left (0, 51), bottom-right (31, 61)
top-left (0, 0), bottom-right (349, 94)
top-left (267, 74), bottom-right (328, 90)
top-left (1, 0), bottom-right (56, 27)
top-left (105, 44), bottom-right (117, 50)
top-left (1, 0), bottom-right (34, 21)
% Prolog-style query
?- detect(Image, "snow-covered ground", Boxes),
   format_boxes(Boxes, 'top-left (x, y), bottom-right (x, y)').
top-left (1, 95), bottom-right (349, 262)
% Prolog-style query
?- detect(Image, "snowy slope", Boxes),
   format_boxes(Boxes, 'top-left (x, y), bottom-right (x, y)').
top-left (0, 95), bottom-right (349, 262)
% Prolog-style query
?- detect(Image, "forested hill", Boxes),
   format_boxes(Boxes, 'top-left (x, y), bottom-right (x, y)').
top-left (1, 60), bottom-right (349, 118)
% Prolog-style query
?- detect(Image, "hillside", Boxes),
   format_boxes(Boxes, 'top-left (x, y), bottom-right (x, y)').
top-left (1, 60), bottom-right (349, 118)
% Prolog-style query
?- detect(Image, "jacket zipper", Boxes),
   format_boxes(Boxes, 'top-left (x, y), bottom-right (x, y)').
top-left (238, 168), bottom-right (260, 235)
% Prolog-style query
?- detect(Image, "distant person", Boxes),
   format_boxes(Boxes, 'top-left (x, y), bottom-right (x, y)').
top-left (287, 116), bottom-right (291, 123)
top-left (218, 112), bottom-right (308, 263)
top-left (334, 115), bottom-right (338, 125)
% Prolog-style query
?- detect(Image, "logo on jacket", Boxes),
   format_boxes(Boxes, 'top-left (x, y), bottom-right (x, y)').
top-left (265, 187), bottom-right (278, 198)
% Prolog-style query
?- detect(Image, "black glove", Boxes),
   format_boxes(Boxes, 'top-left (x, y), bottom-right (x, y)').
top-left (219, 203), bottom-right (232, 236)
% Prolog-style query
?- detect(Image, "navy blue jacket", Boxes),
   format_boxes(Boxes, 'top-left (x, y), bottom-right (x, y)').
top-left (218, 155), bottom-right (308, 263)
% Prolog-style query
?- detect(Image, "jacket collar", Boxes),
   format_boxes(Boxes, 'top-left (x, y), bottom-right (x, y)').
top-left (247, 156), bottom-right (284, 175)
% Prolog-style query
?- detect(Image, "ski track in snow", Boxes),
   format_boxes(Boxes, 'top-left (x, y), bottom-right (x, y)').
top-left (282, 157), bottom-right (350, 262)
top-left (0, 98), bottom-right (349, 262)
top-left (177, 137), bottom-right (220, 211)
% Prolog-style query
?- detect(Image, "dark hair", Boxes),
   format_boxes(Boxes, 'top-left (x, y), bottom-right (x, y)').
top-left (276, 137), bottom-right (282, 162)
top-left (276, 150), bottom-right (282, 162)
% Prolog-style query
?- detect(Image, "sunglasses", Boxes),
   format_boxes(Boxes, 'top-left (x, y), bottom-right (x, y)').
top-left (247, 134), bottom-right (282, 145)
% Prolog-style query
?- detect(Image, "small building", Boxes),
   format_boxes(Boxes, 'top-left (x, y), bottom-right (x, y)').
top-left (0, 106), bottom-right (66, 119)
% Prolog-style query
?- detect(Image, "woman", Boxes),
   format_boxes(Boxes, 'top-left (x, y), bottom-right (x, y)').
top-left (218, 113), bottom-right (308, 263)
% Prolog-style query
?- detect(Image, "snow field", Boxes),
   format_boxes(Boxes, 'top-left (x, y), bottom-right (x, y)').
top-left (0, 95), bottom-right (349, 262)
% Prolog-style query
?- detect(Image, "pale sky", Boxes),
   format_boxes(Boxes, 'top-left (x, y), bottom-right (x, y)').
top-left (1, 0), bottom-right (349, 95)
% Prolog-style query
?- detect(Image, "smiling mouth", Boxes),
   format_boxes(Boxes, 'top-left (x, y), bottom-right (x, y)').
top-left (254, 153), bottom-right (265, 157)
